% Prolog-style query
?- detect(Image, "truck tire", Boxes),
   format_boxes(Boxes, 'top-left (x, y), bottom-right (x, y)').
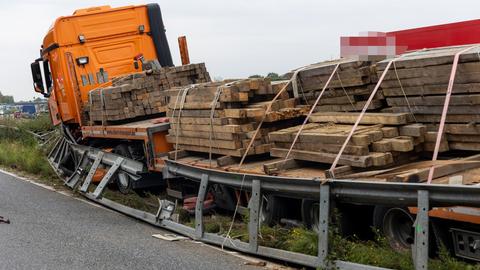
top-left (301, 199), bottom-right (321, 232)
top-left (373, 206), bottom-right (415, 251)
top-left (113, 144), bottom-right (133, 194)
top-left (260, 195), bottom-right (285, 226)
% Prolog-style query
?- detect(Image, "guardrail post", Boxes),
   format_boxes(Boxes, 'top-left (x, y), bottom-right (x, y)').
top-left (65, 152), bottom-right (88, 188)
top-left (80, 151), bottom-right (104, 193)
top-left (318, 184), bottom-right (330, 268)
top-left (248, 180), bottom-right (261, 252)
top-left (414, 190), bottom-right (429, 270)
top-left (195, 174), bottom-right (209, 240)
top-left (92, 157), bottom-right (124, 198)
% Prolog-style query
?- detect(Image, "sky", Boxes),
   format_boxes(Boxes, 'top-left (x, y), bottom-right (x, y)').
top-left (1, 0), bottom-right (480, 101)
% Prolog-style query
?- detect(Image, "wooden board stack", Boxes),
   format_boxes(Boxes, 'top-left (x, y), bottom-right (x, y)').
top-left (377, 46), bottom-right (480, 152)
top-left (285, 59), bottom-right (383, 112)
top-left (165, 78), bottom-right (309, 157)
top-left (269, 112), bottom-right (429, 168)
top-left (88, 63), bottom-right (210, 123)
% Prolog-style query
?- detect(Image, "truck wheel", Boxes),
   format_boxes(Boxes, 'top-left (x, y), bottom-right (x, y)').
top-left (116, 172), bottom-right (132, 194)
top-left (260, 195), bottom-right (284, 226)
top-left (301, 199), bottom-right (321, 232)
top-left (373, 206), bottom-right (414, 251)
top-left (113, 144), bottom-right (133, 194)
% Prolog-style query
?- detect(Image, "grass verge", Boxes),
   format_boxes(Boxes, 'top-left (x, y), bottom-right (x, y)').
top-left (0, 115), bottom-right (58, 181)
top-left (177, 211), bottom-right (479, 270)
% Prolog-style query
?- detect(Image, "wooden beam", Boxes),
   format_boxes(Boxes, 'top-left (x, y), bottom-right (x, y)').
top-left (309, 112), bottom-right (409, 125)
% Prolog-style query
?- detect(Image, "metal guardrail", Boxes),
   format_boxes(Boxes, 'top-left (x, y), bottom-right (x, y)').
top-left (163, 160), bottom-right (480, 269)
top-left (58, 148), bottom-right (480, 269)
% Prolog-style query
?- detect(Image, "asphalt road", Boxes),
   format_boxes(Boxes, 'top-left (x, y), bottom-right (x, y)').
top-left (0, 172), bottom-right (257, 270)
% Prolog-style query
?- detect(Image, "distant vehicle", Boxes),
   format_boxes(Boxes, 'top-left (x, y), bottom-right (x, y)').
top-left (21, 104), bottom-right (36, 115)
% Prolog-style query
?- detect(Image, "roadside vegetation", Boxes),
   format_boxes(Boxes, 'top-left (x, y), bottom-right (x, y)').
top-left (175, 210), bottom-right (479, 270)
top-left (0, 116), bottom-right (478, 270)
top-left (0, 114), bottom-right (57, 180)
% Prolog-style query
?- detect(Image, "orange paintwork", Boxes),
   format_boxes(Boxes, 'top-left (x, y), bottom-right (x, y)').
top-left (92, 168), bottom-right (107, 183)
top-left (41, 4), bottom-right (158, 125)
top-left (153, 131), bottom-right (171, 156)
top-left (178, 36), bottom-right (190, 65)
top-left (80, 118), bottom-right (173, 171)
top-left (39, 5), bottom-right (173, 172)
top-left (409, 207), bottom-right (480, 225)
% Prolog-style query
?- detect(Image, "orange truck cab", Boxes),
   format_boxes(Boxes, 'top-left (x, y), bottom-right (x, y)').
top-left (30, 3), bottom-right (174, 172)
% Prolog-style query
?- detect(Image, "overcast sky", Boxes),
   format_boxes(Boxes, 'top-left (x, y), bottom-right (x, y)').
top-left (1, 0), bottom-right (480, 101)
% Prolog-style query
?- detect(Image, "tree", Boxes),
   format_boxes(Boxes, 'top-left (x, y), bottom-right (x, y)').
top-left (266, 72), bottom-right (282, 81)
top-left (0, 91), bottom-right (14, 104)
top-left (248, 74), bottom-right (263, 79)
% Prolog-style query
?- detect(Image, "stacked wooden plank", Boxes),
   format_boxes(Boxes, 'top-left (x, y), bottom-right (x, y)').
top-left (269, 112), bottom-right (428, 168)
top-left (89, 63), bottom-right (210, 123)
top-left (285, 59), bottom-right (383, 112)
top-left (165, 78), bottom-right (309, 157)
top-left (377, 45), bottom-right (480, 152)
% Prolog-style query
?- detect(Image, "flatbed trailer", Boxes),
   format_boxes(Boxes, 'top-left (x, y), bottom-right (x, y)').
top-left (167, 152), bottom-right (480, 185)
top-left (81, 118), bottom-right (171, 172)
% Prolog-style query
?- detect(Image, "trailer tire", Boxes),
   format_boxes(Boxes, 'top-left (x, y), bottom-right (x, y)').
top-left (373, 206), bottom-right (414, 251)
top-left (113, 144), bottom-right (133, 194)
top-left (260, 195), bottom-right (285, 226)
top-left (301, 199), bottom-right (321, 232)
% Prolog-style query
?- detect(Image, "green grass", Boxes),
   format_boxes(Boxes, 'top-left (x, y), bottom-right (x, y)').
top-left (0, 140), bottom-right (54, 178)
top-left (177, 212), bottom-right (479, 270)
top-left (0, 115), bottom-right (57, 179)
top-left (102, 189), bottom-right (159, 214)
top-left (15, 114), bottom-right (53, 133)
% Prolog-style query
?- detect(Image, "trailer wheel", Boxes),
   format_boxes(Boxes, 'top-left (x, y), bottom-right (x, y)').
top-left (301, 199), bottom-right (321, 232)
top-left (373, 206), bottom-right (414, 251)
top-left (113, 144), bottom-right (133, 194)
top-left (260, 195), bottom-right (285, 226)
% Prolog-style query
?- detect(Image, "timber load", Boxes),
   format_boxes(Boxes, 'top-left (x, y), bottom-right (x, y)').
top-left (163, 46), bottom-right (480, 185)
top-left (377, 45), bottom-right (480, 153)
top-left (88, 63), bottom-right (210, 123)
top-left (165, 78), bottom-right (309, 157)
top-left (268, 45), bottom-right (480, 169)
top-left (284, 59), bottom-right (383, 112)
top-left (269, 112), bottom-right (426, 168)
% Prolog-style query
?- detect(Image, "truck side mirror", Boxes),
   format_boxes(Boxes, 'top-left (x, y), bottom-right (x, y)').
top-left (31, 60), bottom-right (49, 97)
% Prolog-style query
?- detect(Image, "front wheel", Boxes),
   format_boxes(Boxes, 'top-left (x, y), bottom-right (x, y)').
top-left (113, 144), bottom-right (133, 194)
top-left (116, 172), bottom-right (132, 194)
